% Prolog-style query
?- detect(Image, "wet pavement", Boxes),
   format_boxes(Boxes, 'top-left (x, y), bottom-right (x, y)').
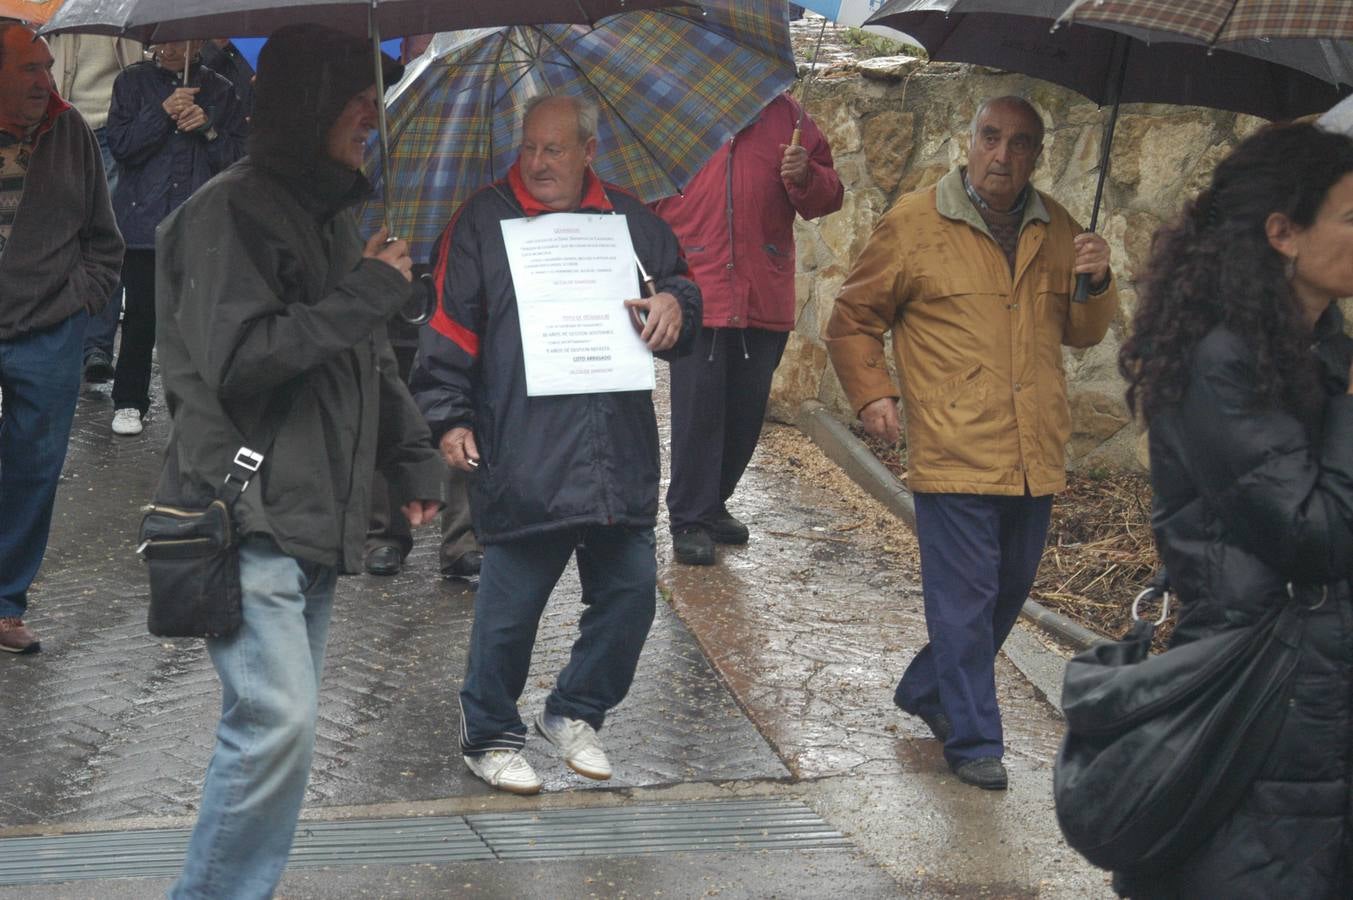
top-left (0, 368), bottom-right (1114, 897)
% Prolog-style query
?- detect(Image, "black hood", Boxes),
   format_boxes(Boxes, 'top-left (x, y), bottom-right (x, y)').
top-left (248, 22), bottom-right (402, 168)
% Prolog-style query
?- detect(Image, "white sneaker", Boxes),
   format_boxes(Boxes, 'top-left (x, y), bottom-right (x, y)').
top-left (463, 749), bottom-right (542, 795)
top-left (111, 408), bottom-right (143, 436)
top-left (534, 712), bottom-right (612, 780)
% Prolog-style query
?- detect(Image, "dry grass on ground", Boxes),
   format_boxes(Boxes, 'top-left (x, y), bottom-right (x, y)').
top-left (756, 424), bottom-right (920, 581)
top-left (766, 421), bottom-right (1167, 643)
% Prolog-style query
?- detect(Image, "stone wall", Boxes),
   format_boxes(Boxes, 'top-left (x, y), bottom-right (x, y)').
top-left (768, 58), bottom-right (1264, 472)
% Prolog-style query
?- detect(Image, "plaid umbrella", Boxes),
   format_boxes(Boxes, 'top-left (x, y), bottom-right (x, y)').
top-left (867, 0), bottom-right (1351, 118)
top-left (867, 0), bottom-right (1351, 297)
top-left (1058, 0), bottom-right (1353, 87)
top-left (1060, 0), bottom-right (1353, 43)
top-left (361, 0), bottom-right (796, 265)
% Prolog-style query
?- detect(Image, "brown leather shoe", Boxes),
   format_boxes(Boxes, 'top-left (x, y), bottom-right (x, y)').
top-left (0, 617), bottom-right (40, 654)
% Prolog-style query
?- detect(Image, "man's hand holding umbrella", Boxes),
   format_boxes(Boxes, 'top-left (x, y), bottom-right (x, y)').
top-left (1074, 232), bottom-right (1111, 292)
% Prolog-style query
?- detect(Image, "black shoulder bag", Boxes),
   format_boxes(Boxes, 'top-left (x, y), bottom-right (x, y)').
top-left (136, 408), bottom-right (291, 639)
top-left (1053, 572), bottom-right (1306, 875)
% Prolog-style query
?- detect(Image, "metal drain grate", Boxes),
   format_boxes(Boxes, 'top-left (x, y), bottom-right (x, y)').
top-left (0, 818), bottom-right (487, 886)
top-left (0, 799), bottom-right (848, 886)
top-left (469, 799), bottom-right (852, 860)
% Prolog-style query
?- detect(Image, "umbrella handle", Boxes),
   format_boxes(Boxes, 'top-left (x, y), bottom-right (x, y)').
top-left (400, 269), bottom-right (436, 326)
top-left (790, 125), bottom-right (802, 147)
top-left (1073, 273), bottom-right (1092, 303)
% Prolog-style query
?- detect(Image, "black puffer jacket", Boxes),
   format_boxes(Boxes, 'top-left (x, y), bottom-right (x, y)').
top-left (410, 163), bottom-right (701, 543)
top-left (1117, 310), bottom-right (1353, 898)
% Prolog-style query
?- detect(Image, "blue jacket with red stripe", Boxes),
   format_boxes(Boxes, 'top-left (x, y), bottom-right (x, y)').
top-left (410, 163), bottom-right (701, 543)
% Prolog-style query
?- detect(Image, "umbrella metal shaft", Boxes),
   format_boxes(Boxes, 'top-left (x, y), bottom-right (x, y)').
top-left (1074, 35), bottom-right (1130, 303)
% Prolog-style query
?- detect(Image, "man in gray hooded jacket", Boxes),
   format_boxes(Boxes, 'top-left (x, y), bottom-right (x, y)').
top-left (155, 24), bottom-right (445, 898)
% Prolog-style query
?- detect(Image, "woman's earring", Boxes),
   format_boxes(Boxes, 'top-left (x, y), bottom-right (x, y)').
top-left (1284, 253), bottom-right (1298, 282)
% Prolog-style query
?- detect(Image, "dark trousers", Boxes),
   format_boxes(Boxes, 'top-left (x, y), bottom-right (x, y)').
top-left (367, 465), bottom-right (477, 566)
top-left (365, 329), bottom-right (477, 564)
top-left (895, 491), bottom-right (1052, 764)
top-left (111, 249), bottom-right (156, 414)
top-left (666, 326), bottom-right (788, 532)
top-left (84, 127), bottom-right (121, 361)
top-left (459, 525), bottom-right (657, 754)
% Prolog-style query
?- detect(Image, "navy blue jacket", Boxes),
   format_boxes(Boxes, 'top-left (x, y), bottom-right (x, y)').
top-left (410, 164), bottom-right (702, 544)
top-left (107, 60), bottom-right (245, 249)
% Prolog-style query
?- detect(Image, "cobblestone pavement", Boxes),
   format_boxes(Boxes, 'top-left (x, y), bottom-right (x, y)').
top-left (2, 375), bottom-right (785, 829)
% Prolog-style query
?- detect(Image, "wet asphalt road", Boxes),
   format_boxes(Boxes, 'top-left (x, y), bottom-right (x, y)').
top-left (0, 367), bottom-right (1113, 897)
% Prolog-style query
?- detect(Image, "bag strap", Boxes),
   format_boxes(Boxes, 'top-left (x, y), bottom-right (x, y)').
top-left (219, 386), bottom-right (301, 507)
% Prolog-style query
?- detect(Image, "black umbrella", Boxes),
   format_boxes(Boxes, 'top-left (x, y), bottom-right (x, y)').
top-left (866, 0), bottom-right (1352, 298)
top-left (41, 0), bottom-right (697, 321)
top-left (37, 1), bottom-right (697, 42)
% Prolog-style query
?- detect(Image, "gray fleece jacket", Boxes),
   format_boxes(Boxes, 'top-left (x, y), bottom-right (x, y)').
top-left (0, 93), bottom-right (123, 340)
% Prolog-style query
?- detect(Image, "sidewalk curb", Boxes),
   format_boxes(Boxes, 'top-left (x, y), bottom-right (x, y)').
top-left (795, 399), bottom-right (1101, 656)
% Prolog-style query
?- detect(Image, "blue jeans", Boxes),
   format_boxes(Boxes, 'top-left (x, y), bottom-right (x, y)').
top-left (84, 127), bottom-right (122, 361)
top-left (894, 491), bottom-right (1052, 765)
top-left (0, 311), bottom-right (87, 618)
top-left (460, 525), bottom-right (657, 754)
top-left (171, 536), bottom-right (337, 900)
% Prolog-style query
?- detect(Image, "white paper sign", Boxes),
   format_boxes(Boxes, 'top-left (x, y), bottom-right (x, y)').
top-left (500, 213), bottom-right (655, 397)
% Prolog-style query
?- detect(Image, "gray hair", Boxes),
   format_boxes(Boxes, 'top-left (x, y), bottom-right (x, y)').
top-left (970, 96), bottom-right (1045, 148)
top-left (522, 93), bottom-right (599, 143)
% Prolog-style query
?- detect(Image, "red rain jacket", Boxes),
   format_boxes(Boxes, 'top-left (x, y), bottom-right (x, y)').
top-left (654, 93), bottom-right (842, 332)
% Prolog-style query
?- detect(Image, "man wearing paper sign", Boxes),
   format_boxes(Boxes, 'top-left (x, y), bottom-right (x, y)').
top-left (411, 94), bottom-right (701, 795)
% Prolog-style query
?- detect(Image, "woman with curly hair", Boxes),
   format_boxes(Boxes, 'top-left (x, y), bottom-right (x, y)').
top-left (1116, 122), bottom-right (1353, 897)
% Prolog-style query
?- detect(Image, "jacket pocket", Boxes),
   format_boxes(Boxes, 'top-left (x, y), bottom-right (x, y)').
top-left (907, 363), bottom-right (1003, 473)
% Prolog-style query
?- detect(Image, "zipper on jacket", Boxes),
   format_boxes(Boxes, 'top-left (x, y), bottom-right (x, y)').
top-left (724, 136), bottom-right (736, 279)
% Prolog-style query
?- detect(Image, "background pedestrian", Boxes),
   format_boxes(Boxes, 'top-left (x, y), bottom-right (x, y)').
top-left (155, 24), bottom-right (444, 896)
top-left (827, 96), bottom-right (1116, 790)
top-left (656, 92), bottom-right (842, 565)
top-left (0, 23), bottom-right (123, 655)
top-left (1114, 122), bottom-right (1353, 898)
top-left (105, 39), bottom-right (245, 437)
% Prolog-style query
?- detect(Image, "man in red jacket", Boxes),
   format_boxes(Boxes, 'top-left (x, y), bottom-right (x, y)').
top-left (656, 93), bottom-right (843, 565)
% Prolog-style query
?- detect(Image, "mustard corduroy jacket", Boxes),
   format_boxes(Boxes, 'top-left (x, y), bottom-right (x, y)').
top-left (826, 167), bottom-right (1118, 496)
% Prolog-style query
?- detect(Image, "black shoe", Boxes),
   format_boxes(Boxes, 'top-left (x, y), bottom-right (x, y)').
top-left (918, 710), bottom-right (953, 744)
top-left (83, 350), bottom-right (114, 383)
top-left (672, 528), bottom-right (715, 565)
top-left (951, 757), bottom-right (1008, 790)
top-left (441, 550), bottom-right (483, 579)
top-left (708, 511), bottom-right (749, 545)
top-left (364, 545), bottom-right (403, 576)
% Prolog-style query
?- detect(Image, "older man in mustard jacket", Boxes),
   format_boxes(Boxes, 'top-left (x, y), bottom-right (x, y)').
top-left (827, 96), bottom-right (1117, 790)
